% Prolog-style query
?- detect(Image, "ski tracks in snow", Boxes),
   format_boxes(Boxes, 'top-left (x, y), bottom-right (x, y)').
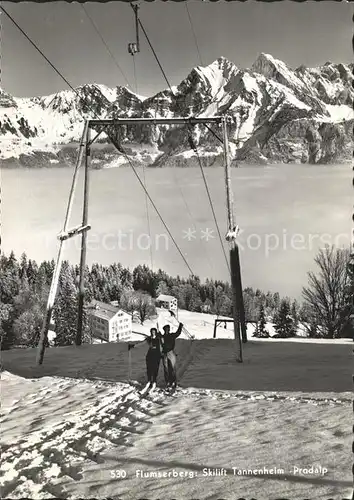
top-left (1, 377), bottom-right (168, 499)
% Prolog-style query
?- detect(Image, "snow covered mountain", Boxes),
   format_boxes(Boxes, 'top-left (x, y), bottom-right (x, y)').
top-left (1, 54), bottom-right (353, 167)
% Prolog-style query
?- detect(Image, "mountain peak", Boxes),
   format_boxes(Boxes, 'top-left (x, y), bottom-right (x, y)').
top-left (0, 88), bottom-right (17, 108)
top-left (252, 53), bottom-right (292, 75)
top-left (215, 56), bottom-right (234, 67)
top-left (190, 57), bottom-right (238, 97)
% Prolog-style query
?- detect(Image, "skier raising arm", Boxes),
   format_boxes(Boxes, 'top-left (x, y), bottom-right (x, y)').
top-left (160, 317), bottom-right (184, 390)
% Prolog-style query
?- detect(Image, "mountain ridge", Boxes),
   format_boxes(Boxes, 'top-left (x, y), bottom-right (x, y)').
top-left (1, 53), bottom-right (353, 167)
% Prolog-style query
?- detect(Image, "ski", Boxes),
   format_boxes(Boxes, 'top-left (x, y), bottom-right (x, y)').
top-left (137, 382), bottom-right (164, 402)
top-left (148, 382), bottom-right (158, 395)
top-left (163, 385), bottom-right (178, 396)
top-left (139, 382), bottom-right (151, 396)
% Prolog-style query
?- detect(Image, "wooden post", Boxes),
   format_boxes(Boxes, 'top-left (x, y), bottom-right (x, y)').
top-left (234, 114), bottom-right (247, 342)
top-left (213, 320), bottom-right (217, 339)
top-left (128, 349), bottom-right (132, 381)
top-left (230, 245), bottom-right (243, 361)
top-left (222, 119), bottom-right (234, 231)
top-left (134, 4), bottom-right (140, 52)
top-left (36, 122), bottom-right (88, 365)
top-left (239, 280), bottom-right (247, 343)
top-left (76, 125), bottom-right (91, 346)
top-left (222, 117), bottom-right (243, 362)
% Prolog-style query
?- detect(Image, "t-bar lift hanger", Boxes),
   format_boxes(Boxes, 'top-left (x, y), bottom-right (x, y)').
top-left (128, 3), bottom-right (140, 56)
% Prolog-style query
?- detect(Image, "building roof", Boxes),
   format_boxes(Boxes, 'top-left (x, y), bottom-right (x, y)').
top-left (90, 299), bottom-right (118, 312)
top-left (88, 300), bottom-right (128, 321)
top-left (92, 309), bottom-right (116, 321)
top-left (156, 294), bottom-right (176, 302)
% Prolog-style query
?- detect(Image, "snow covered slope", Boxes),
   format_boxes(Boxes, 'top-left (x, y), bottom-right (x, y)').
top-left (1, 369), bottom-right (352, 499)
top-left (1, 54), bottom-right (353, 166)
top-left (1, 328), bottom-right (352, 498)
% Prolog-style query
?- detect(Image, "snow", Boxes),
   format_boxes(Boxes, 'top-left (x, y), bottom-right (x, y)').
top-left (195, 59), bottom-right (238, 118)
top-left (201, 69), bottom-right (312, 149)
top-left (131, 308), bottom-right (352, 344)
top-left (200, 100), bottom-right (219, 118)
top-left (94, 84), bottom-right (117, 103)
top-left (102, 156), bottom-right (130, 169)
top-left (176, 146), bottom-right (223, 160)
top-left (0, 84), bottom-right (119, 159)
top-left (324, 104), bottom-right (353, 123)
top-left (280, 88), bottom-right (311, 110)
top-left (2, 56), bottom-right (352, 162)
top-left (177, 149), bottom-right (195, 159)
top-left (238, 73), bottom-right (264, 138)
top-left (254, 53), bottom-right (307, 92)
top-left (0, 94), bottom-right (86, 159)
top-left (129, 91), bottom-right (147, 101)
top-left (196, 60), bottom-right (227, 97)
top-left (1, 308), bottom-right (352, 499)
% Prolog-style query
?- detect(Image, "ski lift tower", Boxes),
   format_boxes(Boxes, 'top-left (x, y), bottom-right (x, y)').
top-left (36, 117), bottom-right (246, 364)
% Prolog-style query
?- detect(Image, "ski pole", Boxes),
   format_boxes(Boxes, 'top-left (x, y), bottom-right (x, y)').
top-left (169, 310), bottom-right (194, 340)
top-left (183, 325), bottom-right (194, 340)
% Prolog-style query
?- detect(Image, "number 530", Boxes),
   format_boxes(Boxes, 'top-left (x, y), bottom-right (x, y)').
top-left (110, 470), bottom-right (127, 479)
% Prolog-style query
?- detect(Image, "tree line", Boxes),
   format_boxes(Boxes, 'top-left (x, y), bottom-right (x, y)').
top-left (0, 245), bottom-right (352, 349)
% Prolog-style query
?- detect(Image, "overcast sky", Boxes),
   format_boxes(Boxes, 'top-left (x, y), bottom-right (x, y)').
top-left (2, 1), bottom-right (352, 98)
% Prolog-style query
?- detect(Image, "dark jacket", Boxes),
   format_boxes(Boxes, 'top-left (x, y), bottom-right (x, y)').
top-left (161, 323), bottom-right (183, 354)
top-left (146, 333), bottom-right (162, 355)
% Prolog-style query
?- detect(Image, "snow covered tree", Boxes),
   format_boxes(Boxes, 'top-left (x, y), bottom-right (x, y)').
top-left (299, 302), bottom-right (321, 338)
top-left (273, 292), bottom-right (281, 311)
top-left (156, 280), bottom-right (170, 297)
top-left (291, 299), bottom-right (300, 334)
top-left (254, 303), bottom-right (270, 338)
top-left (0, 253), bottom-right (20, 304)
top-left (0, 303), bottom-right (14, 350)
top-left (172, 284), bottom-right (200, 312)
top-left (214, 286), bottom-right (226, 316)
top-left (53, 264), bottom-right (78, 346)
top-left (302, 246), bottom-right (351, 338)
top-left (338, 252), bottom-right (354, 338)
top-left (19, 252), bottom-right (28, 280)
top-left (219, 295), bottom-right (232, 317)
top-left (119, 289), bottom-right (135, 313)
top-left (132, 265), bottom-right (156, 296)
top-left (26, 259), bottom-right (38, 286)
top-left (132, 290), bottom-right (155, 325)
top-left (13, 306), bottom-right (43, 347)
top-left (202, 298), bottom-right (213, 313)
top-left (243, 290), bottom-right (259, 322)
top-left (273, 299), bottom-right (296, 338)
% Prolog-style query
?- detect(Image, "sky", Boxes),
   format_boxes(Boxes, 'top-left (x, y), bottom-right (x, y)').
top-left (1, 1), bottom-right (353, 98)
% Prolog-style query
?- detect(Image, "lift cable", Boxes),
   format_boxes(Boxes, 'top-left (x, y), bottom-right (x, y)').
top-left (81, 4), bottom-right (132, 89)
top-left (171, 165), bottom-right (217, 276)
top-left (133, 51), bottom-right (154, 270)
top-left (188, 137), bottom-right (230, 274)
top-left (185, 3), bottom-right (204, 66)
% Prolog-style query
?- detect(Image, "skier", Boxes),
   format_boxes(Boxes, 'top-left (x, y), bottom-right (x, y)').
top-left (145, 327), bottom-right (162, 390)
top-left (160, 313), bottom-right (184, 390)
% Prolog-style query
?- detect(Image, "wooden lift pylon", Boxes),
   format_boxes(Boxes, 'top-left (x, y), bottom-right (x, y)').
top-left (36, 123), bottom-right (92, 364)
